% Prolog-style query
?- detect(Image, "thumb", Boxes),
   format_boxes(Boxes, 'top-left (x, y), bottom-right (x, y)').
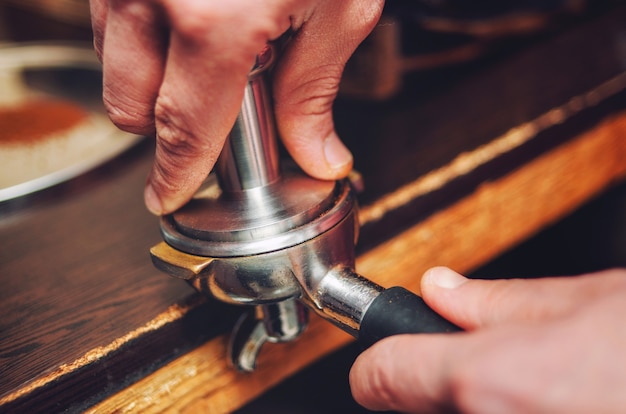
top-left (420, 266), bottom-right (624, 329)
top-left (273, 1), bottom-right (383, 179)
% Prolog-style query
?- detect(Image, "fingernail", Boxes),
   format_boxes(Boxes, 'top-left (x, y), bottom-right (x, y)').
top-left (423, 267), bottom-right (468, 289)
top-left (324, 136), bottom-right (353, 171)
top-left (144, 184), bottom-right (163, 216)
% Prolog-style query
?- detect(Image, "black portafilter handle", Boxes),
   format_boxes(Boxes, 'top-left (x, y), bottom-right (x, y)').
top-left (358, 286), bottom-right (462, 349)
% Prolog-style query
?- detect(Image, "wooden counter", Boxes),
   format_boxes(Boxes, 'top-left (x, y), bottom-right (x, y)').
top-left (1, 4), bottom-right (625, 413)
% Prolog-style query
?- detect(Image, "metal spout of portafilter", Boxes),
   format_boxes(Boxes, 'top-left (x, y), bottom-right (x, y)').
top-left (150, 44), bottom-right (459, 372)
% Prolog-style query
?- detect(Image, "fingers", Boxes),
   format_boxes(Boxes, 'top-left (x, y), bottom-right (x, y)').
top-left (98, 0), bottom-right (383, 214)
top-left (420, 267), bottom-right (626, 329)
top-left (349, 325), bottom-right (559, 414)
top-left (351, 277), bottom-right (626, 413)
top-left (100, 0), bottom-right (167, 136)
top-left (144, 0), bottom-right (298, 214)
top-left (350, 333), bottom-right (474, 413)
top-left (273, 0), bottom-right (384, 180)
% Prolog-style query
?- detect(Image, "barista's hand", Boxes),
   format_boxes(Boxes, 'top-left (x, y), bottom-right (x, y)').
top-left (350, 266), bottom-right (626, 413)
top-left (90, 0), bottom-right (383, 214)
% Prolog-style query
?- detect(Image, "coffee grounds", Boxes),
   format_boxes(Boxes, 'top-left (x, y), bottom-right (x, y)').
top-left (0, 99), bottom-right (89, 145)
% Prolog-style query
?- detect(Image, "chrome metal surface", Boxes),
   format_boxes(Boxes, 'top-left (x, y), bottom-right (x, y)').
top-left (315, 267), bottom-right (383, 337)
top-left (161, 173), bottom-right (353, 257)
top-left (260, 300), bottom-right (308, 342)
top-left (178, 205), bottom-right (358, 305)
top-left (216, 44), bottom-right (279, 192)
top-left (228, 298), bottom-right (308, 372)
top-left (229, 311), bottom-right (269, 372)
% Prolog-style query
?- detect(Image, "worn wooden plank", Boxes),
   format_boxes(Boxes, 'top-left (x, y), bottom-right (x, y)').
top-left (0, 143), bottom-right (231, 412)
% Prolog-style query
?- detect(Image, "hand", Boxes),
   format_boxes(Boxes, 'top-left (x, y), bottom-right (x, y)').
top-left (90, 0), bottom-right (383, 214)
top-left (350, 266), bottom-right (626, 413)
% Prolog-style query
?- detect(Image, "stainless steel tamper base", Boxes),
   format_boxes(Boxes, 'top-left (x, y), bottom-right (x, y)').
top-left (161, 167), bottom-right (349, 258)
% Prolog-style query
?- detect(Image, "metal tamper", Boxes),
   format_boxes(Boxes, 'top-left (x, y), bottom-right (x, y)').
top-left (150, 44), bottom-right (459, 372)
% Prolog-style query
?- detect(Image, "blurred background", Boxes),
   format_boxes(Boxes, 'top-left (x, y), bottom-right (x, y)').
top-left (0, 0), bottom-right (92, 42)
top-left (1, 1), bottom-right (625, 412)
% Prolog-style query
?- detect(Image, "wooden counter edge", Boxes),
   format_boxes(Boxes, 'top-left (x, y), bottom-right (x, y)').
top-left (87, 111), bottom-right (626, 413)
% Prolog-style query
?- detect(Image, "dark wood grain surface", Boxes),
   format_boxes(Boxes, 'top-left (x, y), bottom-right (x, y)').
top-left (1, 2), bottom-right (625, 412)
top-left (0, 140), bottom-right (243, 412)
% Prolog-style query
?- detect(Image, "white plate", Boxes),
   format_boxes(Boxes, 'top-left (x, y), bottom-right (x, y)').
top-left (0, 43), bottom-right (144, 202)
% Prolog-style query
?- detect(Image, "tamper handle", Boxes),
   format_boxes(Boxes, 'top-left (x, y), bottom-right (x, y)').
top-left (358, 287), bottom-right (461, 349)
top-left (215, 44), bottom-right (280, 192)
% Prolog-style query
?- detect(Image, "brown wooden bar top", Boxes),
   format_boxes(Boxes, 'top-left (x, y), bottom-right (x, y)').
top-left (1, 4), bottom-right (626, 413)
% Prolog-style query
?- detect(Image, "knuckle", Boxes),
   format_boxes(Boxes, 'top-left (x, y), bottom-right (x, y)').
top-left (154, 94), bottom-right (217, 160)
top-left (115, 1), bottom-right (151, 21)
top-left (102, 89), bottom-right (154, 134)
top-left (278, 70), bottom-right (342, 116)
top-left (168, 5), bottom-right (215, 39)
top-left (357, 342), bottom-right (407, 411)
top-left (367, 361), bottom-right (402, 410)
top-left (163, 0), bottom-right (280, 49)
top-left (150, 99), bottom-right (217, 203)
top-left (164, 1), bottom-right (239, 38)
top-left (154, 97), bottom-right (196, 154)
